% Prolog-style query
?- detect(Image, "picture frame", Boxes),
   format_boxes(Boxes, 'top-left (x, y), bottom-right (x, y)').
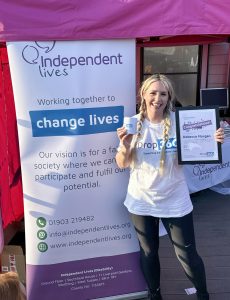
top-left (175, 106), bottom-right (222, 164)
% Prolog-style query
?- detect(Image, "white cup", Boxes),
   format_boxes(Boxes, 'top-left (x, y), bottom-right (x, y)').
top-left (123, 116), bottom-right (138, 134)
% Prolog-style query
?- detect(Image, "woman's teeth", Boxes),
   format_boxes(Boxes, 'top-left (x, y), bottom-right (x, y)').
top-left (153, 103), bottom-right (160, 108)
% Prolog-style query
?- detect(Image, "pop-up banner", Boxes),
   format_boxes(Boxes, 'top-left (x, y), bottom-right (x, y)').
top-left (7, 40), bottom-right (146, 300)
top-left (184, 141), bottom-right (230, 193)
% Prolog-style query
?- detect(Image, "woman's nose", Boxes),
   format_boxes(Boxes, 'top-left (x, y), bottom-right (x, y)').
top-left (155, 93), bottom-right (161, 101)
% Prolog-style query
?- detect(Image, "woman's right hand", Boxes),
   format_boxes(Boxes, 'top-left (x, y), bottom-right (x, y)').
top-left (116, 126), bottom-right (133, 168)
top-left (116, 126), bottom-right (133, 149)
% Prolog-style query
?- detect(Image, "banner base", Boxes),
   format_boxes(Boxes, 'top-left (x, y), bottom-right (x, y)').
top-left (92, 291), bottom-right (148, 300)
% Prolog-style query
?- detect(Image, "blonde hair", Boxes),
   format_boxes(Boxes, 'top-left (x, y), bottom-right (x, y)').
top-left (0, 272), bottom-right (26, 300)
top-left (134, 74), bottom-right (175, 173)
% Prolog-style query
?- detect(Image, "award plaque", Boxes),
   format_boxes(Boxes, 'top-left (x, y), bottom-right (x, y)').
top-left (175, 106), bottom-right (222, 164)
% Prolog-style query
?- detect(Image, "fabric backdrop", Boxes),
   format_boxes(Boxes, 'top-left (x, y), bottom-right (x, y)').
top-left (0, 0), bottom-right (230, 41)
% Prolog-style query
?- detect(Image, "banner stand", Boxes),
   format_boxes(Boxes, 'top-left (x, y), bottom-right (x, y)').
top-left (7, 39), bottom-right (147, 300)
top-left (93, 291), bottom-right (148, 300)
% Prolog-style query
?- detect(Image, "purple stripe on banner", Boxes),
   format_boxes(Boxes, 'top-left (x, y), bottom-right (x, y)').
top-left (27, 252), bottom-right (146, 300)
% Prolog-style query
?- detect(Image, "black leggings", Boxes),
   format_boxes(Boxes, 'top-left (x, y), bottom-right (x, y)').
top-left (130, 212), bottom-right (208, 294)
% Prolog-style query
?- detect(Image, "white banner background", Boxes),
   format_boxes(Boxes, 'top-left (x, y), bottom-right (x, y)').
top-left (184, 141), bottom-right (230, 193)
top-left (7, 40), bottom-right (146, 300)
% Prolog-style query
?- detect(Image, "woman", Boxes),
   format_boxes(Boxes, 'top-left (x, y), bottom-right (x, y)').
top-left (115, 74), bottom-right (224, 300)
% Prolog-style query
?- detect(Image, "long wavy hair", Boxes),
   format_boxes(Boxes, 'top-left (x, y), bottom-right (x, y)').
top-left (133, 74), bottom-right (175, 173)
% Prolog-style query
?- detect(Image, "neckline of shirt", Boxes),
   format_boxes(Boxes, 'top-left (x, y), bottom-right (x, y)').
top-left (144, 118), bottom-right (164, 128)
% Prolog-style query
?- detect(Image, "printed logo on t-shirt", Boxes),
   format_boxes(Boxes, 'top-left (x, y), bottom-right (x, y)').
top-left (157, 138), bottom-right (177, 150)
top-left (136, 137), bottom-right (177, 152)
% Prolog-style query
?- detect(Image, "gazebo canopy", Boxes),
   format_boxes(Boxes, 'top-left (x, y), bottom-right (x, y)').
top-left (0, 0), bottom-right (230, 42)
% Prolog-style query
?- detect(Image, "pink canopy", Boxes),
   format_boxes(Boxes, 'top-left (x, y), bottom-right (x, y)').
top-left (0, 0), bottom-right (230, 42)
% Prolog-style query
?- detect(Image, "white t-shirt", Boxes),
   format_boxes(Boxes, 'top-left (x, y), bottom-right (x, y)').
top-left (124, 112), bottom-right (193, 218)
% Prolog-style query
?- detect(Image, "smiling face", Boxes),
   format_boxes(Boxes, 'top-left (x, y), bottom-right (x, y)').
top-left (143, 80), bottom-right (169, 120)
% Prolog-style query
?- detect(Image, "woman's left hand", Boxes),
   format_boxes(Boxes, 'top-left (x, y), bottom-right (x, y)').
top-left (214, 127), bottom-right (225, 143)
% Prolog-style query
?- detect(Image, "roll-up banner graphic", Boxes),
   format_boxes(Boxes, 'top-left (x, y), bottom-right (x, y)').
top-left (7, 40), bottom-right (146, 300)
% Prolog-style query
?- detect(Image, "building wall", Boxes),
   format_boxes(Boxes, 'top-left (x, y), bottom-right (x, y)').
top-left (207, 42), bottom-right (230, 88)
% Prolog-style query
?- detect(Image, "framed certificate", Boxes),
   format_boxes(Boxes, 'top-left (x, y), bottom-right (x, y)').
top-left (175, 106), bottom-right (222, 164)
